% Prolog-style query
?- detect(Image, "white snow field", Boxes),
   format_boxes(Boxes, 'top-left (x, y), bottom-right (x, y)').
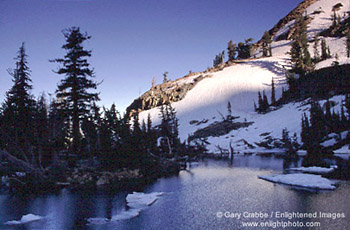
top-left (5, 213), bottom-right (44, 225)
top-left (138, 0), bottom-right (350, 154)
top-left (258, 173), bottom-right (336, 190)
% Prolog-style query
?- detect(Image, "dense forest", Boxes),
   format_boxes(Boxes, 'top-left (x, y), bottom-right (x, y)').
top-left (0, 27), bottom-right (202, 192)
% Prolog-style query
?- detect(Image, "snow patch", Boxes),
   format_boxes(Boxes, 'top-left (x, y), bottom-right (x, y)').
top-left (87, 217), bottom-right (109, 225)
top-left (5, 214), bottom-right (44, 225)
top-left (87, 209), bottom-right (141, 225)
top-left (334, 145), bottom-right (350, 154)
top-left (15, 172), bottom-right (26, 177)
top-left (259, 173), bottom-right (336, 190)
top-left (289, 166), bottom-right (334, 174)
top-left (321, 138), bottom-right (337, 147)
top-left (126, 192), bottom-right (164, 209)
top-left (87, 192), bottom-right (163, 225)
top-left (111, 208), bottom-right (140, 221)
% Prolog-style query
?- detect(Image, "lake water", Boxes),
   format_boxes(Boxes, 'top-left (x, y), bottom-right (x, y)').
top-left (0, 155), bottom-right (349, 230)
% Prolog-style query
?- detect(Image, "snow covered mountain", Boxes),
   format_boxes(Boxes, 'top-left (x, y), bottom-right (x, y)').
top-left (134, 0), bottom-right (350, 154)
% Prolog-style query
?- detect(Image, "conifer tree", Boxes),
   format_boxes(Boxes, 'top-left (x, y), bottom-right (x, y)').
top-left (146, 113), bottom-right (157, 154)
top-left (227, 101), bottom-right (232, 120)
top-left (331, 9), bottom-right (337, 27)
top-left (1, 43), bottom-right (36, 159)
top-left (289, 13), bottom-right (313, 73)
top-left (34, 93), bottom-right (51, 165)
top-left (256, 90), bottom-right (269, 113)
top-left (81, 102), bottom-right (101, 158)
top-left (107, 103), bottom-right (121, 139)
top-left (281, 128), bottom-right (298, 154)
top-left (337, 105), bottom-right (349, 131)
top-left (237, 38), bottom-right (253, 59)
top-left (213, 51), bottom-right (225, 67)
top-left (163, 71), bottom-right (169, 83)
top-left (99, 107), bottom-right (114, 169)
top-left (159, 103), bottom-right (180, 157)
top-left (321, 39), bottom-right (331, 60)
top-left (227, 40), bottom-right (236, 61)
top-left (257, 91), bottom-right (263, 112)
top-left (141, 119), bottom-right (147, 134)
top-left (309, 101), bottom-right (327, 140)
top-left (129, 111), bottom-right (148, 168)
top-left (147, 113), bottom-right (152, 133)
top-left (132, 112), bottom-right (141, 138)
top-left (345, 93), bottom-right (350, 115)
top-left (52, 27), bottom-right (99, 156)
top-left (346, 30), bottom-right (350, 58)
top-left (301, 113), bottom-right (310, 148)
top-left (271, 78), bottom-right (276, 105)
top-left (262, 90), bottom-right (269, 111)
top-left (325, 100), bottom-right (332, 121)
top-left (313, 35), bottom-right (320, 62)
top-left (48, 98), bottom-right (69, 157)
top-left (262, 31), bottom-right (272, 57)
top-left (301, 101), bottom-right (326, 166)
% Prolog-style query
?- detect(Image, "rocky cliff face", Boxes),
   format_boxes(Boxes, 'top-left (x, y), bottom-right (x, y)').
top-left (126, 61), bottom-right (239, 116)
top-left (126, 72), bottom-right (209, 116)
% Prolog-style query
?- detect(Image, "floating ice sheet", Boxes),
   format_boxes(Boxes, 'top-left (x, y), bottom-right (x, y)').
top-left (5, 213), bottom-right (44, 225)
top-left (259, 173), bottom-right (336, 190)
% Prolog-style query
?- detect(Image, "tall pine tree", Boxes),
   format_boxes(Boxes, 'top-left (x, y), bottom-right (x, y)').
top-left (52, 27), bottom-right (99, 156)
top-left (289, 13), bottom-right (313, 74)
top-left (1, 43), bottom-right (36, 159)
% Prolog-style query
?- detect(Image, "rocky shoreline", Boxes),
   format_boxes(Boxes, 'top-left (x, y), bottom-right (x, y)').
top-left (0, 159), bottom-right (182, 194)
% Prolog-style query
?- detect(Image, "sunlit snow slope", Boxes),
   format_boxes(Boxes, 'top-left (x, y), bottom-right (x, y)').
top-left (139, 0), bottom-right (350, 154)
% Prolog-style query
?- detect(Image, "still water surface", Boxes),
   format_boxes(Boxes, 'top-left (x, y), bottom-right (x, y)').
top-left (0, 155), bottom-right (349, 230)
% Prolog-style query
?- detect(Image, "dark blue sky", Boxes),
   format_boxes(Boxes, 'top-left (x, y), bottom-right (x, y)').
top-left (0, 0), bottom-right (303, 112)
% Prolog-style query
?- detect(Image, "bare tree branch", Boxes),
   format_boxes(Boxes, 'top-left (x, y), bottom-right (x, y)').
top-left (0, 149), bottom-right (45, 179)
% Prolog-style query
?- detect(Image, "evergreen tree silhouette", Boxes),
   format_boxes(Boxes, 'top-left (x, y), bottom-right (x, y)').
top-left (52, 27), bottom-right (99, 156)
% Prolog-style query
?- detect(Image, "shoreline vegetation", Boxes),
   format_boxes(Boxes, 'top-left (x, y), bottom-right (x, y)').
top-left (1, 151), bottom-right (350, 195)
top-left (0, 154), bottom-right (186, 194)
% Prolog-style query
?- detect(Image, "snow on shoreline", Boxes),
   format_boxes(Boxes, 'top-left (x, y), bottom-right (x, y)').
top-left (259, 173), bottom-right (336, 190)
